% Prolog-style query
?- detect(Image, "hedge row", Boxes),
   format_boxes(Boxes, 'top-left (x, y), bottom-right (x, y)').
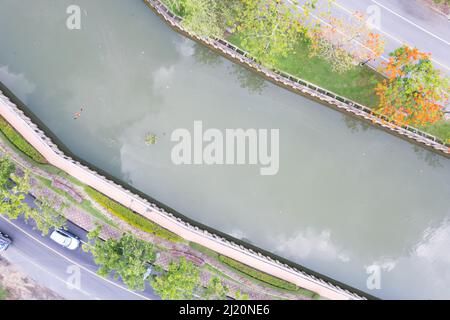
top-left (218, 255), bottom-right (319, 298)
top-left (0, 116), bottom-right (47, 164)
top-left (84, 186), bottom-right (182, 242)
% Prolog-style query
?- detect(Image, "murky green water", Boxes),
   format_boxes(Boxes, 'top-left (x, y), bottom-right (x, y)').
top-left (1, 0), bottom-right (449, 299)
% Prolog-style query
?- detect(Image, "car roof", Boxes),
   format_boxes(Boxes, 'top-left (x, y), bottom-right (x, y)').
top-left (51, 230), bottom-right (71, 245)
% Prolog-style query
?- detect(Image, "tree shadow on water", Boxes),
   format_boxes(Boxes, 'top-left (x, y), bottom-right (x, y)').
top-left (412, 145), bottom-right (443, 168)
top-left (342, 115), bottom-right (371, 134)
top-left (229, 64), bottom-right (267, 95)
top-left (192, 43), bottom-right (267, 94)
top-left (193, 43), bottom-right (223, 67)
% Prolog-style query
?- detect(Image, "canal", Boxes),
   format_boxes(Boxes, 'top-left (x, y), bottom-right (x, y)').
top-left (0, 0), bottom-right (449, 299)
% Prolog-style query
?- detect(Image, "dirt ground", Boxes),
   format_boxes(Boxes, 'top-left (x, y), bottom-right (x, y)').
top-left (0, 256), bottom-right (62, 300)
top-left (421, 0), bottom-right (450, 15)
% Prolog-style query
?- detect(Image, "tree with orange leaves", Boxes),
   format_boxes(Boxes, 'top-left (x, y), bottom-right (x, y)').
top-left (375, 45), bottom-right (449, 127)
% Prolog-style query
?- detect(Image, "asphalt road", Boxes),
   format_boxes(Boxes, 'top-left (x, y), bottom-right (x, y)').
top-left (0, 193), bottom-right (160, 300)
top-left (293, 0), bottom-right (450, 75)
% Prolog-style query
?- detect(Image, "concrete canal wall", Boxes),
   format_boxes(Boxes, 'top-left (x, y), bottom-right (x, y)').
top-left (0, 88), bottom-right (368, 300)
top-left (143, 0), bottom-right (449, 158)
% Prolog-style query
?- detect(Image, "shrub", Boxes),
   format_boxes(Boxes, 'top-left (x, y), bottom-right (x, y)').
top-left (0, 116), bottom-right (46, 164)
top-left (218, 255), bottom-right (319, 298)
top-left (84, 186), bottom-right (182, 242)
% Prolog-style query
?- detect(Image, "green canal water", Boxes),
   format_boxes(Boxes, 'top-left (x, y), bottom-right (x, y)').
top-left (0, 0), bottom-right (449, 299)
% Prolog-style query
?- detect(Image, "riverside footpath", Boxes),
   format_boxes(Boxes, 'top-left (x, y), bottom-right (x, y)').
top-left (0, 90), bottom-right (367, 300)
top-left (0, 77), bottom-right (365, 300)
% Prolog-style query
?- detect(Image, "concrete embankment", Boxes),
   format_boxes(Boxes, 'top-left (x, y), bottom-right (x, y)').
top-left (143, 0), bottom-right (449, 158)
top-left (0, 88), bottom-right (369, 300)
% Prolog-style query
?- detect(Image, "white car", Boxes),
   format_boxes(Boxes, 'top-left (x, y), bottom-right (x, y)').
top-left (50, 229), bottom-right (80, 250)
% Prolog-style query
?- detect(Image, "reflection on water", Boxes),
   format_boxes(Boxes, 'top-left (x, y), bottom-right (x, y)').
top-left (413, 145), bottom-right (444, 168)
top-left (0, 66), bottom-right (35, 103)
top-left (193, 43), bottom-right (223, 67)
top-left (342, 115), bottom-right (371, 134)
top-left (229, 64), bottom-right (267, 95)
top-left (0, 0), bottom-right (450, 299)
top-left (192, 43), bottom-right (267, 94)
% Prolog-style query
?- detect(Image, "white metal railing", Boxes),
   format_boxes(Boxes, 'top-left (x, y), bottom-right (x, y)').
top-left (146, 0), bottom-right (449, 154)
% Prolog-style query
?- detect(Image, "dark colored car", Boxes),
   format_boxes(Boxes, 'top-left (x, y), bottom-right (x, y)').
top-left (0, 231), bottom-right (12, 252)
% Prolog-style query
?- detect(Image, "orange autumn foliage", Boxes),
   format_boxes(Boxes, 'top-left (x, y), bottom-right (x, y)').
top-left (376, 46), bottom-right (449, 127)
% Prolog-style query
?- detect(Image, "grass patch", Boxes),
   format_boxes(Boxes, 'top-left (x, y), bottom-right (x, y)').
top-left (228, 34), bottom-right (383, 108)
top-left (0, 284), bottom-right (8, 300)
top-left (35, 176), bottom-right (118, 228)
top-left (161, 0), bottom-right (184, 16)
top-left (204, 264), bottom-right (237, 284)
top-left (422, 121), bottom-right (450, 144)
top-left (218, 255), bottom-right (319, 299)
top-left (0, 116), bottom-right (47, 164)
top-left (84, 186), bottom-right (183, 243)
top-left (189, 242), bottom-right (219, 259)
top-left (189, 242), bottom-right (299, 299)
top-left (203, 263), bottom-right (285, 300)
top-left (161, 0), bottom-right (449, 145)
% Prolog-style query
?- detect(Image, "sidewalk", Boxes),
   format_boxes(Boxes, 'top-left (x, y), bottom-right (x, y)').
top-left (0, 134), bottom-right (316, 300)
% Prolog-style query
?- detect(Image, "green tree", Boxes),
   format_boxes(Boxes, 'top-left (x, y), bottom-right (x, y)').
top-left (163, 0), bottom-right (187, 16)
top-left (0, 191), bottom-right (25, 220)
top-left (10, 170), bottom-right (31, 194)
top-left (25, 195), bottom-right (67, 236)
top-left (182, 0), bottom-right (237, 37)
top-left (0, 156), bottom-right (15, 188)
top-left (234, 0), bottom-right (315, 67)
top-left (202, 276), bottom-right (229, 300)
top-left (235, 290), bottom-right (250, 300)
top-left (1, 169), bottom-right (66, 234)
top-left (0, 170), bottom-right (29, 221)
top-left (85, 232), bottom-right (156, 291)
top-left (151, 257), bottom-right (200, 300)
top-left (167, 0), bottom-right (238, 38)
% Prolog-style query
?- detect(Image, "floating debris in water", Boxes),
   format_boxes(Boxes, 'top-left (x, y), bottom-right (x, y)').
top-left (145, 133), bottom-right (157, 145)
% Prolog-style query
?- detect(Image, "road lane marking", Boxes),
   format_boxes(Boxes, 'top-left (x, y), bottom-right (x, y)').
top-left (333, 0), bottom-right (405, 44)
top-left (331, 0), bottom-right (450, 71)
top-left (6, 249), bottom-right (99, 300)
top-left (0, 216), bottom-right (151, 300)
top-left (370, 0), bottom-right (450, 46)
top-left (288, 0), bottom-right (450, 72)
top-left (287, 0), bottom-right (390, 60)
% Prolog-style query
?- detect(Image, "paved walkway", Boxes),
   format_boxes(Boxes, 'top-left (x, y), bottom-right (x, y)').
top-left (1, 60), bottom-right (361, 300)
top-left (0, 136), bottom-right (313, 300)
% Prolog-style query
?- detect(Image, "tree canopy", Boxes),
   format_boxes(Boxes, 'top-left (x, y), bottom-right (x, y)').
top-left (202, 276), bottom-right (229, 300)
top-left (376, 46), bottom-right (449, 127)
top-left (85, 230), bottom-right (156, 291)
top-left (151, 257), bottom-right (200, 300)
top-left (233, 0), bottom-right (307, 67)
